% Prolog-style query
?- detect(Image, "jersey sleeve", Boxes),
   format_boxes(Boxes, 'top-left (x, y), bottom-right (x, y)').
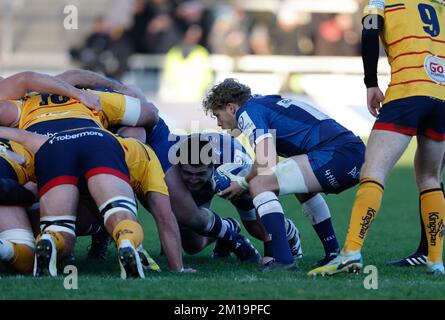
top-left (92, 90), bottom-right (141, 128)
top-left (237, 106), bottom-right (272, 149)
top-left (363, 0), bottom-right (385, 19)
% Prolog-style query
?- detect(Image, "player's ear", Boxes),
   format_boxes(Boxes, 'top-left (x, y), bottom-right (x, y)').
top-left (227, 103), bottom-right (237, 114)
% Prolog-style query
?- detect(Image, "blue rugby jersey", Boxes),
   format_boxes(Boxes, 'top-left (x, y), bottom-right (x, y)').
top-left (236, 95), bottom-right (359, 157)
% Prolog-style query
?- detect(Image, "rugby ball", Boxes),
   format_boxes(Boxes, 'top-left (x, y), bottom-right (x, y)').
top-left (211, 162), bottom-right (251, 193)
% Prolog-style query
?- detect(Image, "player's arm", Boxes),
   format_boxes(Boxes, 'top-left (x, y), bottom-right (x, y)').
top-left (0, 71), bottom-right (101, 111)
top-left (58, 70), bottom-right (159, 129)
top-left (221, 136), bottom-right (278, 200)
top-left (143, 192), bottom-right (191, 272)
top-left (56, 69), bottom-right (147, 101)
top-left (0, 127), bottom-right (47, 154)
top-left (362, 2), bottom-right (385, 117)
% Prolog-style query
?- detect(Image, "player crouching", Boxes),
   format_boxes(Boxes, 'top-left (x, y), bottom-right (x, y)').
top-left (0, 126), bottom-right (146, 279)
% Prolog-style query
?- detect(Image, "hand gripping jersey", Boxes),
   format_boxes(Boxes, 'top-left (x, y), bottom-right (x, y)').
top-left (364, 0), bottom-right (445, 103)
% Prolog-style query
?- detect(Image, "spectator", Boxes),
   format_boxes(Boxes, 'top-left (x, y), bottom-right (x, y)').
top-left (159, 24), bottom-right (213, 102)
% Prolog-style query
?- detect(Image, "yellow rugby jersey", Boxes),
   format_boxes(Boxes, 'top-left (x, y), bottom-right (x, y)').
top-left (117, 137), bottom-right (169, 197)
top-left (364, 0), bottom-right (445, 103)
top-left (0, 138), bottom-right (35, 184)
top-left (18, 90), bottom-right (128, 130)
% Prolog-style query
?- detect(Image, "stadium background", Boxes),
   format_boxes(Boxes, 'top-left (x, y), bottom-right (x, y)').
top-left (1, 0), bottom-right (441, 300)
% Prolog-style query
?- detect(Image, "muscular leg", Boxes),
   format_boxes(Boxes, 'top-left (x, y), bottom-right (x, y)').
top-left (87, 174), bottom-right (145, 279)
top-left (342, 130), bottom-right (412, 252)
top-left (414, 135), bottom-right (445, 269)
top-left (39, 185), bottom-right (79, 261)
top-left (249, 155), bottom-right (323, 267)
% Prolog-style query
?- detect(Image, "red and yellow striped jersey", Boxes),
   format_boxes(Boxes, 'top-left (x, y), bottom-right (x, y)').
top-left (364, 0), bottom-right (445, 103)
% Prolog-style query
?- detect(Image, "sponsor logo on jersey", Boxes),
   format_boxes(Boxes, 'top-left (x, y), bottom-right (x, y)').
top-left (49, 130), bottom-right (104, 144)
top-left (238, 111), bottom-right (256, 134)
top-left (36, 111), bottom-right (72, 119)
top-left (424, 54), bottom-right (445, 85)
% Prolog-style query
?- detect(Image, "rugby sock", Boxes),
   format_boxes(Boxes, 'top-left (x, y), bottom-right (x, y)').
top-left (201, 210), bottom-right (237, 242)
top-left (313, 219), bottom-right (340, 255)
top-left (9, 243), bottom-right (34, 274)
top-left (285, 218), bottom-right (298, 241)
top-left (302, 194), bottom-right (339, 255)
top-left (112, 220), bottom-right (144, 249)
top-left (253, 191), bottom-right (293, 264)
top-left (344, 178), bottom-right (384, 252)
top-left (420, 187), bottom-right (445, 263)
top-left (416, 182), bottom-right (444, 255)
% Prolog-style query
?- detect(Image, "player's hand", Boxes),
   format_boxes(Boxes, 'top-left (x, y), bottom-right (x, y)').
top-left (78, 90), bottom-right (101, 111)
top-left (219, 181), bottom-right (247, 201)
top-left (366, 87), bottom-right (384, 117)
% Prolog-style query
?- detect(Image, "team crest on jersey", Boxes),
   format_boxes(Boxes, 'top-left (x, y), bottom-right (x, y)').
top-left (424, 54), bottom-right (445, 85)
top-left (238, 111), bottom-right (256, 134)
top-left (368, 0), bottom-right (384, 10)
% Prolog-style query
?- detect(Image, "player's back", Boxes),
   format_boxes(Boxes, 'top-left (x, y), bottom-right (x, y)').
top-left (19, 90), bottom-right (128, 136)
top-left (237, 95), bottom-right (357, 157)
top-left (368, 0), bottom-right (445, 102)
top-left (117, 136), bottom-right (168, 197)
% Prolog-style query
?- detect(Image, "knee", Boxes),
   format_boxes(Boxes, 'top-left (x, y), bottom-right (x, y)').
top-left (249, 175), bottom-right (275, 197)
top-left (416, 172), bottom-right (442, 189)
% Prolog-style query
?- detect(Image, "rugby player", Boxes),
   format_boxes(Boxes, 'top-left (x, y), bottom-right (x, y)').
top-left (0, 125), bottom-right (190, 277)
top-left (174, 133), bottom-right (302, 260)
top-left (309, 0), bottom-right (445, 276)
top-left (0, 139), bottom-right (37, 274)
top-left (0, 70), bottom-right (159, 260)
top-left (202, 78), bottom-right (365, 271)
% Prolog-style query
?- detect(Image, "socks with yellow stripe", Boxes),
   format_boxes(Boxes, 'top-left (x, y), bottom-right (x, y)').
top-left (112, 220), bottom-right (144, 249)
top-left (420, 187), bottom-right (445, 264)
top-left (344, 178), bottom-right (384, 253)
top-left (10, 243), bottom-right (34, 274)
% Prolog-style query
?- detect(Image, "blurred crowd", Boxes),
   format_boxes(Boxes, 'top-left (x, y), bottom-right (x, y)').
top-left (70, 0), bottom-right (366, 80)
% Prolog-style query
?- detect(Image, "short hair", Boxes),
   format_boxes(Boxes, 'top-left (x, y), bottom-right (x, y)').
top-left (176, 134), bottom-right (216, 166)
top-left (202, 78), bottom-right (251, 114)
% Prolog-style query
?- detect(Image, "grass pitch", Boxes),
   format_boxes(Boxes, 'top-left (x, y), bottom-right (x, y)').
top-left (2, 141), bottom-right (444, 300)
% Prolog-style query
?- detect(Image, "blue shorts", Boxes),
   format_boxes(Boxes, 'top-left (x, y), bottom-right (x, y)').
top-left (309, 140), bottom-right (365, 194)
top-left (146, 118), bottom-right (179, 172)
top-left (0, 157), bottom-right (18, 181)
top-left (35, 128), bottom-right (130, 198)
top-left (374, 96), bottom-right (445, 141)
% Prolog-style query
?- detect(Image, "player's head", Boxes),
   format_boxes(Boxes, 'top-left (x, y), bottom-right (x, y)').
top-left (202, 78), bottom-right (251, 130)
top-left (176, 134), bottom-right (216, 191)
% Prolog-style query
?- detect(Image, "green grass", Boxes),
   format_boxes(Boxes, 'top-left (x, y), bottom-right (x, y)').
top-left (2, 139), bottom-right (444, 300)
